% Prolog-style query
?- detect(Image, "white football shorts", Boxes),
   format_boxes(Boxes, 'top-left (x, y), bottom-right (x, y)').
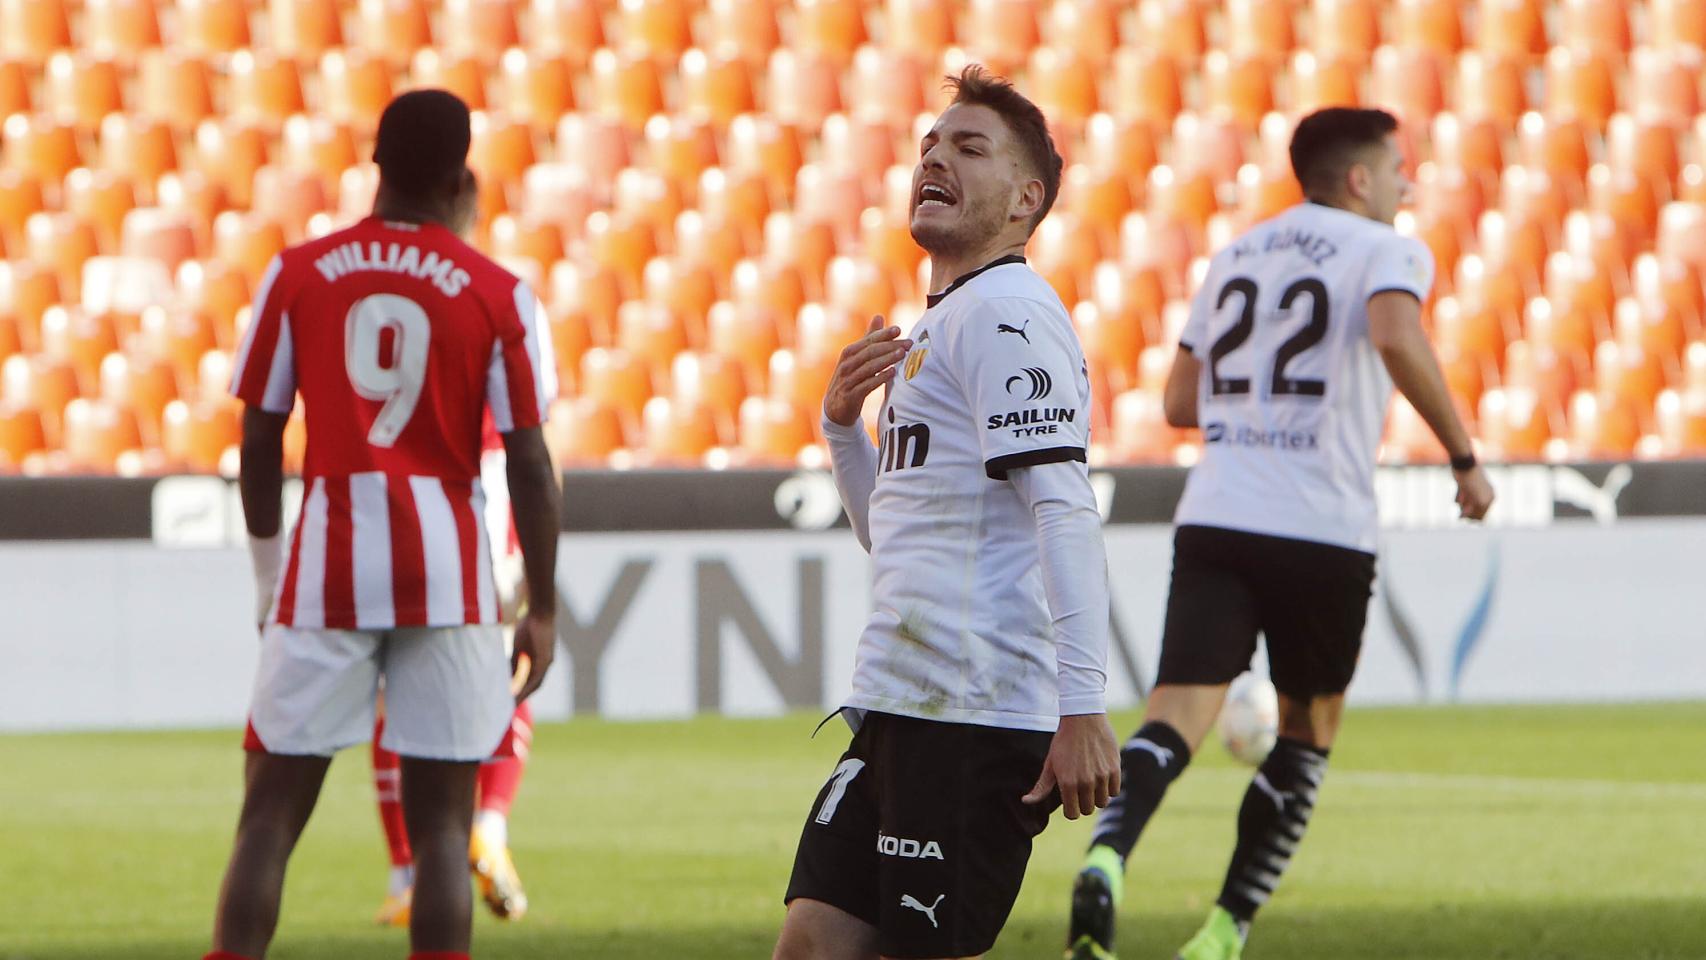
top-left (246, 624), bottom-right (512, 762)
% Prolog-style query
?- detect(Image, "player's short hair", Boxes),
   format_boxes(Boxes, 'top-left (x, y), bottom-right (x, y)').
top-left (1289, 107), bottom-right (1400, 200)
top-left (373, 89), bottom-right (473, 199)
top-left (945, 65), bottom-right (1063, 231)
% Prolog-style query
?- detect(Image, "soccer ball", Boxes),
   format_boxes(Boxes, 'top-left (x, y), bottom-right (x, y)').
top-left (1218, 672), bottom-right (1279, 766)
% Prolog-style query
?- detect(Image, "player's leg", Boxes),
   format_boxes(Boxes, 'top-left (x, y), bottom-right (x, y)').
top-left (872, 714), bottom-right (1053, 960)
top-left (471, 699), bottom-right (532, 919)
top-left (774, 717), bottom-right (882, 960)
top-left (1178, 535), bottom-right (1374, 960)
top-left (209, 752), bottom-right (332, 958)
top-left (371, 708), bottom-right (415, 926)
top-left (1068, 526), bottom-right (1258, 960)
top-left (380, 624), bottom-right (515, 958)
top-left (209, 626), bottom-right (382, 960)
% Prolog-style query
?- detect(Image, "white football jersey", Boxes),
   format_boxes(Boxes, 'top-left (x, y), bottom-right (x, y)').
top-left (845, 256), bottom-right (1093, 733)
top-left (1174, 202), bottom-right (1435, 553)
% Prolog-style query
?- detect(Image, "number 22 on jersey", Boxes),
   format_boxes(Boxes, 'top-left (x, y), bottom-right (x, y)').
top-left (1207, 277), bottom-right (1331, 400)
top-left (344, 293), bottom-right (431, 448)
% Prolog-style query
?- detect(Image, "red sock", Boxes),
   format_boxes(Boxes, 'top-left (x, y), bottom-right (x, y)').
top-left (476, 701), bottom-right (532, 816)
top-left (203, 952), bottom-right (257, 960)
top-left (408, 953), bottom-right (470, 960)
top-left (372, 715), bottom-right (412, 866)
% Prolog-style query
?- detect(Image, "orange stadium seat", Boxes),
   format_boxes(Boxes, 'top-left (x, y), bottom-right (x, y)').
top-left (161, 398), bottom-right (238, 472)
top-left (1543, 46), bottom-right (1618, 131)
top-left (794, 302), bottom-right (866, 367)
top-left (175, 259), bottom-right (250, 334)
top-left (1073, 299), bottom-right (1142, 390)
top-left (725, 113), bottom-right (804, 198)
top-left (489, 215), bottom-right (565, 278)
top-left (1590, 164), bottom-right (1661, 241)
top-left (550, 259), bottom-right (623, 341)
top-left (99, 115), bottom-right (182, 197)
top-left (1477, 0), bottom-right (1546, 59)
top-left (1224, 0), bottom-right (1294, 63)
top-left (178, 0), bottom-right (249, 55)
top-left (1430, 112), bottom-right (1504, 183)
top-left (61, 397), bottom-right (142, 471)
top-left (1566, 389), bottom-right (1641, 459)
top-left (0, 261), bottom-right (60, 346)
top-left (589, 47), bottom-right (665, 128)
top-left (1290, 51), bottom-right (1361, 114)
top-left (680, 48), bottom-right (757, 127)
top-left (766, 346), bottom-right (833, 414)
top-left (0, 314), bottom-right (18, 366)
top-left (1314, 0), bottom-right (1381, 63)
top-left (140, 305), bottom-right (217, 388)
top-left (700, 0), bottom-right (778, 64)
top-left (555, 114), bottom-right (635, 193)
top-left (1106, 47), bottom-right (1183, 128)
top-left (355, 0), bottom-right (432, 66)
top-left (1516, 112), bottom-right (1591, 191)
top-left (584, 209), bottom-right (660, 296)
top-left (643, 255), bottom-right (719, 330)
top-left (2, 353), bottom-right (80, 444)
top-left (767, 49), bottom-right (843, 130)
top-left (1655, 387), bottom-right (1706, 455)
top-left (1595, 338), bottom-right (1666, 415)
top-left (282, 115), bottom-right (360, 198)
top-left (229, 50), bottom-right (307, 127)
top-left (1560, 0), bottom-right (1631, 55)
top-left (1499, 165), bottom-right (1570, 239)
top-left (670, 349), bottom-right (746, 437)
top-left (193, 348), bottom-right (233, 407)
top-left (1628, 46), bottom-right (1699, 125)
top-left (409, 49), bottom-right (488, 110)
top-left (0, 400), bottom-right (47, 469)
top-left (3, 114), bottom-right (83, 186)
top-left (676, 201), bottom-right (751, 277)
top-left (1633, 253), bottom-right (1703, 338)
top-left (522, 163), bottom-right (597, 232)
top-left (640, 395), bottom-right (718, 464)
top-left (43, 53), bottom-right (123, 132)
top-left (1478, 385), bottom-right (1551, 460)
top-left (319, 49), bottom-right (394, 133)
top-left (0, 0), bottom-right (72, 63)
top-left (98, 351), bottom-right (176, 444)
top-left (796, 0), bottom-right (867, 66)
top-left (0, 170), bottom-right (44, 253)
top-left (1202, 50), bottom-right (1274, 130)
top-left (38, 305), bottom-right (118, 390)
top-left (960, 0), bottom-right (1040, 73)
top-left (1028, 45), bottom-right (1099, 123)
top-left (64, 168), bottom-right (137, 252)
top-left (190, 119), bottom-right (269, 209)
top-left (26, 211), bottom-right (99, 296)
top-left (269, 0), bottom-right (343, 61)
top-left (468, 113), bottom-right (538, 188)
top-left (616, 299), bottom-right (689, 386)
top-left (1369, 45), bottom-right (1446, 124)
top-left (883, 0), bottom-right (955, 59)
top-left (733, 252), bottom-right (810, 327)
top-left (0, 59), bottom-right (29, 116)
top-left (1082, 113), bottom-right (1158, 186)
top-left (1110, 388), bottom-right (1175, 462)
top-left (1650, 0), bottom-right (1706, 49)
top-left (1393, 0), bottom-right (1462, 55)
top-left (137, 51), bottom-right (216, 133)
top-left (1384, 395), bottom-right (1449, 462)
top-left (1042, 0), bottom-right (1119, 65)
top-left (120, 207), bottom-right (198, 272)
top-left (707, 299), bottom-right (781, 388)
top-left (530, 0), bottom-right (604, 65)
top-left (644, 114), bottom-right (720, 195)
top-left (1606, 114), bottom-right (1681, 194)
top-left (543, 394), bottom-right (624, 465)
top-left (615, 0), bottom-right (693, 63)
top-left (443, 0), bottom-right (521, 62)
top-left (249, 166), bottom-right (327, 243)
top-left (1454, 51), bottom-right (1527, 127)
top-left (820, 114), bottom-right (898, 184)
top-left (1136, 0), bottom-right (1205, 65)
top-left (213, 211), bottom-right (287, 290)
top-left (580, 345), bottom-right (652, 424)
top-left (737, 394), bottom-right (813, 464)
top-left (846, 45), bottom-right (928, 124)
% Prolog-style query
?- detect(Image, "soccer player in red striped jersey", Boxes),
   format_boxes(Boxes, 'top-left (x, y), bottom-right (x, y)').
top-left (204, 90), bottom-right (561, 960)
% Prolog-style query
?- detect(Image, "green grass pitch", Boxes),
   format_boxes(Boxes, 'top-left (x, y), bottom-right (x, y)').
top-left (3, 702), bottom-right (1704, 959)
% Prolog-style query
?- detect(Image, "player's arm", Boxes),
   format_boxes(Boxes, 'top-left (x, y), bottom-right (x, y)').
top-left (1367, 291), bottom-right (1494, 521)
top-left (228, 255), bottom-right (295, 627)
top-left (822, 314), bottom-right (912, 552)
top-left (1162, 349), bottom-right (1203, 428)
top-left (491, 285), bottom-right (562, 702)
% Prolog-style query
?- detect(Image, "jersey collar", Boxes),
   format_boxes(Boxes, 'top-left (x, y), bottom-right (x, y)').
top-left (925, 254), bottom-right (1027, 308)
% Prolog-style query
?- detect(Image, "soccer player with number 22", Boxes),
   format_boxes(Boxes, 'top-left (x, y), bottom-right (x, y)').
top-left (204, 90), bottom-right (561, 960)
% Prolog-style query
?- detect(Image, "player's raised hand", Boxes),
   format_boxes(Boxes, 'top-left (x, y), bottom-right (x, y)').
top-left (1454, 463), bottom-right (1495, 521)
top-left (1023, 713), bottom-right (1121, 820)
top-left (510, 606), bottom-right (556, 704)
top-left (823, 314), bottom-right (912, 427)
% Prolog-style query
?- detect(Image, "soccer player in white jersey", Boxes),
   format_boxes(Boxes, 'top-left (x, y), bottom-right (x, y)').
top-left (773, 65), bottom-right (1121, 960)
top-left (204, 91), bottom-right (560, 960)
top-left (1063, 108), bottom-right (1495, 960)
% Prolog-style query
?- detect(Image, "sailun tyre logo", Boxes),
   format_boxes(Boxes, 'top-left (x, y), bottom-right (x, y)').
top-left (1005, 367), bottom-right (1053, 401)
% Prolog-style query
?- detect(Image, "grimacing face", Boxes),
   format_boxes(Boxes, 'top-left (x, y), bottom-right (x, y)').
top-left (909, 102), bottom-right (1034, 256)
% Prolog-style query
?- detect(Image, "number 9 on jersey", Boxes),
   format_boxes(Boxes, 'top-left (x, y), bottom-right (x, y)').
top-left (344, 293), bottom-right (432, 448)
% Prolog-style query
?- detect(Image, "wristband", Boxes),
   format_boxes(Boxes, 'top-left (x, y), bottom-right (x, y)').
top-left (248, 533), bottom-right (283, 624)
top-left (1449, 451), bottom-right (1478, 472)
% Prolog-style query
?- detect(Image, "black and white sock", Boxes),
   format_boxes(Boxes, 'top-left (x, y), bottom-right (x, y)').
top-left (1216, 737), bottom-right (1330, 923)
top-left (1087, 720), bottom-right (1192, 860)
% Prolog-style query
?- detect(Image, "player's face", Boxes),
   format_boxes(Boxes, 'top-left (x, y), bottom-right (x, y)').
top-left (1361, 134), bottom-right (1411, 225)
top-left (910, 103), bottom-right (1033, 255)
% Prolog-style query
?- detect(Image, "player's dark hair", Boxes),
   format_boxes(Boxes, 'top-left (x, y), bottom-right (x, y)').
top-left (372, 89), bottom-right (473, 201)
top-left (1288, 107), bottom-right (1400, 201)
top-left (945, 64), bottom-right (1063, 231)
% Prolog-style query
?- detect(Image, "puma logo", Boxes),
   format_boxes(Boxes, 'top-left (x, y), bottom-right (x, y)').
top-left (1551, 464), bottom-right (1632, 525)
top-left (997, 319), bottom-right (1030, 343)
top-left (900, 893), bottom-right (946, 928)
top-left (1124, 737), bottom-right (1175, 769)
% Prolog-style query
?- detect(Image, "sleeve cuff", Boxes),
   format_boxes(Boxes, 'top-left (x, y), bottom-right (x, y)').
top-left (821, 414), bottom-right (868, 440)
top-left (1368, 286), bottom-right (1425, 303)
top-left (1059, 693), bottom-right (1106, 716)
top-left (984, 445), bottom-right (1086, 480)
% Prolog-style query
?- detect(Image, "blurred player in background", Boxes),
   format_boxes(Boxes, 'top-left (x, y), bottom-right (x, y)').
top-left (1063, 108), bottom-right (1494, 960)
top-left (204, 89), bottom-right (561, 960)
top-left (773, 66), bottom-right (1119, 960)
top-left (370, 172), bottom-right (539, 930)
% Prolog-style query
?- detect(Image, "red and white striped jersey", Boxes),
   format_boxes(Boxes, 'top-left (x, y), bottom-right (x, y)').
top-left (231, 216), bottom-right (556, 629)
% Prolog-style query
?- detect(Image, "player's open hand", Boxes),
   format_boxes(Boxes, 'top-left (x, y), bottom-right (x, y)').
top-left (1453, 463), bottom-right (1495, 521)
top-left (510, 607), bottom-right (556, 704)
top-left (1023, 713), bottom-right (1121, 820)
top-left (823, 315), bottom-right (912, 427)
